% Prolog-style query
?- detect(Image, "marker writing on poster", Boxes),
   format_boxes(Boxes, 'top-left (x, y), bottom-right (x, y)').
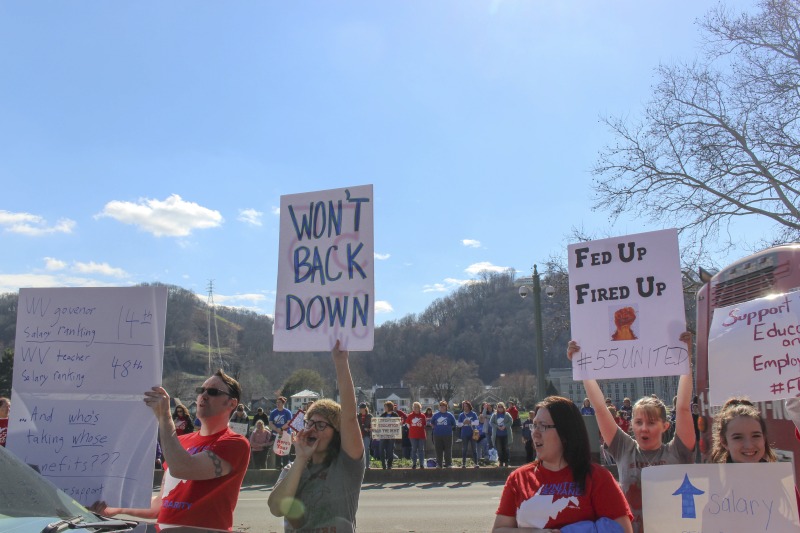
top-left (572, 241), bottom-right (668, 305)
top-left (285, 190), bottom-right (372, 331)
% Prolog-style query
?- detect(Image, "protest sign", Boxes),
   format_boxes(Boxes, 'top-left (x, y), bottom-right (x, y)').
top-left (371, 417), bottom-right (402, 439)
top-left (273, 185), bottom-right (374, 352)
top-left (568, 229), bottom-right (688, 379)
top-left (288, 410), bottom-right (305, 432)
top-left (7, 286), bottom-right (167, 507)
top-left (229, 422), bottom-right (249, 436)
top-left (273, 431), bottom-right (292, 456)
top-left (708, 290), bottom-right (800, 405)
top-left (642, 463), bottom-right (799, 532)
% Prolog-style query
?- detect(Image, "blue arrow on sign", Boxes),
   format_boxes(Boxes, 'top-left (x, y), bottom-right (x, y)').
top-left (672, 473), bottom-right (705, 518)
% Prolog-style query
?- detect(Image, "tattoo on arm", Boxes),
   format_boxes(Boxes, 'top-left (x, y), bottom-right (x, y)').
top-left (207, 450), bottom-right (223, 477)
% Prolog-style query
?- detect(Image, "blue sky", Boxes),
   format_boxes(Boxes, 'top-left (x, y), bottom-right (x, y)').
top-left (0, 0), bottom-right (763, 324)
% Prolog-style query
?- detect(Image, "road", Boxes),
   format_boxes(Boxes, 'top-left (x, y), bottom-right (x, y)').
top-left (231, 481), bottom-right (505, 532)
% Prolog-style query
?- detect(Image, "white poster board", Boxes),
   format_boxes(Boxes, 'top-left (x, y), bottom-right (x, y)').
top-left (709, 291), bottom-right (800, 405)
top-left (371, 417), bottom-right (402, 439)
top-left (229, 422), bottom-right (249, 436)
top-left (568, 229), bottom-right (687, 379)
top-left (273, 185), bottom-right (374, 352)
top-left (7, 286), bottom-right (167, 507)
top-left (642, 463), bottom-right (800, 532)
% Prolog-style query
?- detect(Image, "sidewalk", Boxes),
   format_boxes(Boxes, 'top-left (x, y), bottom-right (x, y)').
top-left (153, 464), bottom-right (619, 487)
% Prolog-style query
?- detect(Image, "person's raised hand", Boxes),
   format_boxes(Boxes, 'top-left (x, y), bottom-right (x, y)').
top-left (567, 341), bottom-right (580, 361)
top-left (332, 339), bottom-right (349, 364)
top-left (89, 501), bottom-right (121, 517)
top-left (144, 386), bottom-right (172, 420)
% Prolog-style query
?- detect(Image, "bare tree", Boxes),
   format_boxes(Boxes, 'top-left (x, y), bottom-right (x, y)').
top-left (494, 371), bottom-right (537, 410)
top-left (405, 354), bottom-right (479, 405)
top-left (593, 0), bottom-right (800, 264)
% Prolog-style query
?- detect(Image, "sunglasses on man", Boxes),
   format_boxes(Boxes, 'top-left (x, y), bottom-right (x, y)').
top-left (196, 387), bottom-right (232, 397)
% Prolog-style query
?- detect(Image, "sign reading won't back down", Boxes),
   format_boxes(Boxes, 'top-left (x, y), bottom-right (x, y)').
top-left (273, 185), bottom-right (374, 352)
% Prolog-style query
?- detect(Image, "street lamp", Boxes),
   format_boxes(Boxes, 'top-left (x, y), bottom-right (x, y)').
top-left (517, 265), bottom-right (555, 404)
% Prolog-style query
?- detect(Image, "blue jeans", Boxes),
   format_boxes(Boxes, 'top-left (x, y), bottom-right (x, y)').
top-left (461, 437), bottom-right (478, 465)
top-left (380, 439), bottom-right (395, 468)
top-left (410, 438), bottom-right (425, 467)
top-left (478, 436), bottom-right (489, 460)
top-left (363, 436), bottom-right (371, 468)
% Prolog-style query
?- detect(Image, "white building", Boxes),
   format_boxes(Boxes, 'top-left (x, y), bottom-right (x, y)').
top-left (548, 368), bottom-right (681, 409)
top-left (290, 389), bottom-right (320, 412)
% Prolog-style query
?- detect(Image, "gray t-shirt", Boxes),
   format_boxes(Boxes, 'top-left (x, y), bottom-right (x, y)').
top-left (277, 450), bottom-right (366, 533)
top-left (608, 425), bottom-right (692, 533)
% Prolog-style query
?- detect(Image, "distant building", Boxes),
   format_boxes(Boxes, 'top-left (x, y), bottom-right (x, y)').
top-left (473, 388), bottom-right (504, 408)
top-left (290, 389), bottom-right (321, 412)
top-left (547, 367), bottom-right (680, 409)
top-left (373, 387), bottom-right (412, 414)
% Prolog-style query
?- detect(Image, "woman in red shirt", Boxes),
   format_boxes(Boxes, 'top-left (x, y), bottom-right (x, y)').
top-left (406, 402), bottom-right (428, 469)
top-left (172, 404), bottom-right (194, 436)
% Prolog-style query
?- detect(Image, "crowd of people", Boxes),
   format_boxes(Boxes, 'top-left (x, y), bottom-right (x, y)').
top-left (3, 328), bottom-right (796, 532)
top-left (488, 332), bottom-right (800, 533)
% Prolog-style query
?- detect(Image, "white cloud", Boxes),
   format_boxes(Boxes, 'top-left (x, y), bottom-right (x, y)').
top-left (374, 252), bottom-right (391, 260)
top-left (73, 261), bottom-right (128, 278)
top-left (422, 277), bottom-right (471, 293)
top-left (0, 210), bottom-right (76, 236)
top-left (462, 239), bottom-right (482, 248)
top-left (44, 257), bottom-right (67, 271)
top-left (271, 206), bottom-right (281, 216)
top-left (96, 194), bottom-right (223, 237)
top-left (375, 300), bottom-right (394, 314)
top-left (465, 261), bottom-right (510, 275)
top-left (0, 273), bottom-right (129, 294)
top-left (214, 293), bottom-right (268, 305)
top-left (237, 208), bottom-right (263, 227)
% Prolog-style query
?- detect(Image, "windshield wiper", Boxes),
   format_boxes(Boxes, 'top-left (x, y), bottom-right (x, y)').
top-left (41, 515), bottom-right (138, 532)
top-left (68, 518), bottom-right (138, 531)
top-left (41, 516), bottom-right (83, 533)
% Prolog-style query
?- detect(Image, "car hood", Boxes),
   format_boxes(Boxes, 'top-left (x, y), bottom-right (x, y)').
top-left (0, 516), bottom-right (153, 532)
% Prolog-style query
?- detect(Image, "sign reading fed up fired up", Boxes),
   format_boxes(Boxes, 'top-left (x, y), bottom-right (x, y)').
top-left (273, 185), bottom-right (374, 351)
top-left (568, 229), bottom-right (688, 380)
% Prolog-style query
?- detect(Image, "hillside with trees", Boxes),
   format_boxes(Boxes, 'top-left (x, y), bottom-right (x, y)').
top-left (0, 268), bottom-right (589, 405)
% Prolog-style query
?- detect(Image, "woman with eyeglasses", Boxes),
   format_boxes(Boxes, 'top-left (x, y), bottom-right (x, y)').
top-left (268, 340), bottom-right (365, 532)
top-left (172, 404), bottom-right (194, 436)
top-left (493, 396), bottom-right (633, 533)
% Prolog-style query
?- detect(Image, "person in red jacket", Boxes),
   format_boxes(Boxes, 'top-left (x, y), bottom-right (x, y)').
top-left (508, 401), bottom-right (520, 427)
top-left (406, 402), bottom-right (427, 469)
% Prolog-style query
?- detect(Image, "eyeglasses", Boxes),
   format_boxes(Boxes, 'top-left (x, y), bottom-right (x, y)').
top-left (196, 387), bottom-right (232, 397)
top-left (532, 422), bottom-right (557, 432)
top-left (304, 419), bottom-right (332, 431)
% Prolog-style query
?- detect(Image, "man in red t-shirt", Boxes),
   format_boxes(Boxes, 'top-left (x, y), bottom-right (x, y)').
top-left (0, 396), bottom-right (10, 447)
top-left (92, 370), bottom-right (249, 531)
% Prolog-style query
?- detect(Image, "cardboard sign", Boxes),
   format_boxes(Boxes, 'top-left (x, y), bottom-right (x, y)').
top-left (273, 431), bottom-right (292, 456)
top-left (709, 291), bottom-right (800, 405)
top-left (568, 229), bottom-right (688, 379)
top-left (229, 422), bottom-right (249, 436)
top-left (273, 185), bottom-right (375, 352)
top-left (8, 286), bottom-right (167, 508)
top-left (642, 463), bottom-right (799, 532)
top-left (371, 417), bottom-right (402, 439)
top-left (288, 410), bottom-right (305, 432)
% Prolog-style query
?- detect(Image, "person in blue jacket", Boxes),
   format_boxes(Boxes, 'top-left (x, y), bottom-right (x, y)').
top-left (430, 400), bottom-right (457, 468)
top-left (457, 400), bottom-right (480, 468)
top-left (269, 396), bottom-right (294, 469)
